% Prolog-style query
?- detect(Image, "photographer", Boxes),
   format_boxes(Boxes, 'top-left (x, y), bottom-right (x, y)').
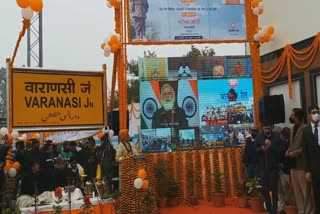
top-left (256, 123), bottom-right (282, 214)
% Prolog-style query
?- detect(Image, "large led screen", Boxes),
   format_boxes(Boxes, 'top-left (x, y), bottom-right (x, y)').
top-left (139, 56), bottom-right (254, 152)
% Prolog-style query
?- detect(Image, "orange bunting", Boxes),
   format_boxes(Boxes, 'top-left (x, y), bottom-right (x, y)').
top-left (142, 179), bottom-right (149, 190)
top-left (12, 162), bottom-right (21, 170)
top-left (137, 169), bottom-right (147, 180)
top-left (116, 40), bottom-right (122, 49)
top-left (4, 162), bottom-right (12, 172)
top-left (29, 0), bottom-right (43, 12)
top-left (267, 26), bottom-right (275, 34)
top-left (16, 0), bottom-right (30, 8)
top-left (110, 44), bottom-right (118, 53)
top-left (264, 34), bottom-right (271, 42)
top-left (109, 0), bottom-right (116, 7)
top-left (98, 131), bottom-right (104, 139)
top-left (252, 0), bottom-right (261, 8)
top-left (259, 36), bottom-right (266, 44)
top-left (110, 35), bottom-right (118, 43)
top-left (114, 1), bottom-right (121, 9)
top-left (101, 43), bottom-right (106, 50)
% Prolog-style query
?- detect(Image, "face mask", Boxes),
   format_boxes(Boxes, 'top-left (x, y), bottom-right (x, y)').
top-left (311, 113), bottom-right (320, 122)
top-left (264, 131), bottom-right (271, 137)
top-left (289, 117), bottom-right (295, 124)
top-left (251, 133), bottom-right (256, 139)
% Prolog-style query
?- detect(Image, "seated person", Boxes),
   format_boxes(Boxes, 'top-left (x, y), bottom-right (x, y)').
top-left (152, 84), bottom-right (188, 128)
top-left (178, 61), bottom-right (192, 78)
top-left (234, 61), bottom-right (243, 74)
top-left (83, 153), bottom-right (98, 183)
top-left (68, 157), bottom-right (83, 188)
top-left (20, 159), bottom-right (40, 196)
top-left (52, 157), bottom-right (73, 188)
top-left (213, 59), bottom-right (225, 76)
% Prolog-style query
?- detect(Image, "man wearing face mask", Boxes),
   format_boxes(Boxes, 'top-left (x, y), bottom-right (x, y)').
top-left (302, 105), bottom-right (320, 214)
top-left (256, 122), bottom-right (281, 214)
top-left (242, 125), bottom-right (260, 181)
top-left (286, 108), bottom-right (314, 214)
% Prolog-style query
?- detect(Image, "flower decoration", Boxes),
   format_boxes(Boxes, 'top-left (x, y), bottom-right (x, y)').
top-left (253, 25), bottom-right (275, 44)
top-left (106, 0), bottom-right (121, 10)
top-left (53, 187), bottom-right (63, 214)
top-left (101, 33), bottom-right (122, 57)
top-left (16, 0), bottom-right (44, 20)
top-left (251, 0), bottom-right (264, 16)
top-left (251, 0), bottom-right (275, 44)
top-left (79, 196), bottom-right (94, 214)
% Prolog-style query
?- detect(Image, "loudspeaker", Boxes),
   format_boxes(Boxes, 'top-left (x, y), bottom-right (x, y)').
top-left (108, 110), bottom-right (129, 136)
top-left (259, 95), bottom-right (285, 125)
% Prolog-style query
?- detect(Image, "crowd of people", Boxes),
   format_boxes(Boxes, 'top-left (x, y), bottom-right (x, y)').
top-left (242, 105), bottom-right (320, 214)
top-left (0, 128), bottom-right (140, 205)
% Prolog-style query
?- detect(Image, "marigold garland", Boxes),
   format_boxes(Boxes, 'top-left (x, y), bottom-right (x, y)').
top-left (260, 33), bottom-right (320, 98)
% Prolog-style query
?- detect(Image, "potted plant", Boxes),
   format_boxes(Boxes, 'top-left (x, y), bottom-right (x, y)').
top-left (283, 181), bottom-right (297, 214)
top-left (237, 180), bottom-right (249, 208)
top-left (211, 171), bottom-right (225, 207)
top-left (246, 177), bottom-right (264, 213)
top-left (154, 160), bottom-right (168, 207)
top-left (186, 165), bottom-right (200, 206)
top-left (166, 179), bottom-right (180, 207)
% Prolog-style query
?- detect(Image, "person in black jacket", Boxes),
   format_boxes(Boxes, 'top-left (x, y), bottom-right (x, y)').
top-left (152, 83), bottom-right (188, 129)
top-left (52, 157), bottom-right (73, 188)
top-left (256, 123), bottom-right (281, 214)
top-left (98, 131), bottom-right (116, 193)
top-left (242, 125), bottom-right (259, 181)
top-left (20, 159), bottom-right (40, 196)
top-left (302, 105), bottom-right (320, 214)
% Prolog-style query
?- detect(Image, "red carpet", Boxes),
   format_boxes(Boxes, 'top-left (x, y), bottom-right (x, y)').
top-left (159, 200), bottom-right (265, 214)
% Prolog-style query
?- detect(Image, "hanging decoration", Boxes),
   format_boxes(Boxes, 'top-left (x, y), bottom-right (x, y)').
top-left (251, 0), bottom-right (275, 45)
top-left (1, 127), bottom-right (21, 177)
top-left (101, 33), bottom-right (122, 57)
top-left (16, 0), bottom-right (44, 20)
top-left (253, 25), bottom-right (275, 43)
top-left (106, 0), bottom-right (121, 10)
top-left (252, 0), bottom-right (264, 16)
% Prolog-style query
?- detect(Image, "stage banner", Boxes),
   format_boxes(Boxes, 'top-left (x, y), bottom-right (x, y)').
top-left (10, 68), bottom-right (106, 131)
top-left (129, 0), bottom-right (246, 42)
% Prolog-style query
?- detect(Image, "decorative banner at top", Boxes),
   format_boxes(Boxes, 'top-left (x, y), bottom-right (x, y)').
top-left (11, 68), bottom-right (106, 131)
top-left (129, 0), bottom-right (246, 43)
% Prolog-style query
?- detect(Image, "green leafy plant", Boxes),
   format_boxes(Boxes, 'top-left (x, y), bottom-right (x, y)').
top-left (236, 180), bottom-right (248, 197)
top-left (212, 171), bottom-right (224, 193)
top-left (283, 181), bottom-right (296, 206)
top-left (246, 177), bottom-right (262, 198)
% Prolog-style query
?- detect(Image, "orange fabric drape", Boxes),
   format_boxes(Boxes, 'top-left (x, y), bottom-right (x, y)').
top-left (260, 33), bottom-right (320, 99)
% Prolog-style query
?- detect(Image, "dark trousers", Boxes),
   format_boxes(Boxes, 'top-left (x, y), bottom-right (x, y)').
top-left (246, 163), bottom-right (259, 181)
top-left (260, 169), bottom-right (279, 214)
top-left (312, 175), bottom-right (320, 214)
